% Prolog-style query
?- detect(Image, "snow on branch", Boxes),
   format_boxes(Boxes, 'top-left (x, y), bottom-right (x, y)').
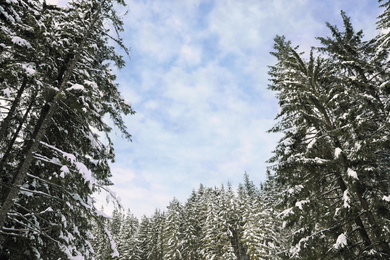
top-left (40, 141), bottom-right (95, 189)
top-left (334, 147), bottom-right (342, 159)
top-left (333, 233), bottom-right (347, 249)
top-left (40, 141), bottom-right (76, 163)
top-left (94, 184), bottom-right (123, 209)
top-left (347, 168), bottom-right (358, 180)
top-left (295, 199), bottom-right (309, 210)
top-left (343, 189), bottom-right (351, 208)
top-left (11, 36), bottom-right (32, 49)
top-left (67, 83), bottom-right (86, 92)
top-left (33, 153), bottom-right (62, 166)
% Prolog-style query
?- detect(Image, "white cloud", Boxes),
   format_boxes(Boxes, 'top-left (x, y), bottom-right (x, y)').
top-left (179, 45), bottom-right (202, 66)
top-left (107, 0), bottom-right (379, 218)
top-left (125, 0), bottom-right (203, 64)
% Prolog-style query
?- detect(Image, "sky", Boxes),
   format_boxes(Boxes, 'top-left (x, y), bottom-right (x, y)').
top-left (48, 0), bottom-right (381, 218)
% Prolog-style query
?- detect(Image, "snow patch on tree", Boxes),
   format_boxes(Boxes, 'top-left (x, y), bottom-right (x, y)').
top-left (289, 236), bottom-right (309, 257)
top-left (67, 83), bottom-right (85, 91)
top-left (343, 189), bottom-right (351, 208)
top-left (95, 209), bottom-right (110, 218)
top-left (40, 141), bottom-right (76, 162)
top-left (11, 36), bottom-right (32, 48)
top-left (307, 137), bottom-right (316, 150)
top-left (40, 207), bottom-right (53, 214)
top-left (347, 168), bottom-right (358, 180)
top-left (3, 88), bottom-right (11, 98)
top-left (333, 233), bottom-right (347, 249)
top-left (279, 207), bottom-right (294, 218)
top-left (75, 162), bottom-right (94, 189)
top-left (21, 63), bottom-right (36, 75)
top-left (295, 199), bottom-right (309, 210)
top-left (288, 184), bottom-right (304, 194)
top-left (334, 147), bottom-right (342, 158)
top-left (60, 165), bottom-right (69, 178)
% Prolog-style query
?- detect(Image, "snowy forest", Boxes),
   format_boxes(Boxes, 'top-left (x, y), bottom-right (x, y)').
top-left (1, 0), bottom-right (390, 259)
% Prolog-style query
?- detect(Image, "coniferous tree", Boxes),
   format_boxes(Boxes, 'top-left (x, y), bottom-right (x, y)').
top-left (239, 173), bottom-right (280, 259)
top-left (110, 209), bottom-right (124, 241)
top-left (149, 209), bottom-right (166, 260)
top-left (107, 175), bottom-right (285, 260)
top-left (136, 215), bottom-right (153, 260)
top-left (201, 186), bottom-right (237, 260)
top-left (91, 209), bottom-right (115, 260)
top-left (0, 0), bottom-right (133, 258)
top-left (163, 198), bottom-right (184, 260)
top-left (268, 5), bottom-right (390, 258)
top-left (117, 209), bottom-right (139, 260)
top-left (134, 210), bottom-right (165, 260)
top-left (181, 189), bottom-right (204, 260)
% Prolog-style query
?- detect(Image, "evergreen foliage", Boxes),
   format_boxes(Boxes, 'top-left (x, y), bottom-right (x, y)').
top-left (268, 4), bottom-right (390, 259)
top-left (96, 174), bottom-right (282, 260)
top-left (0, 0), bottom-right (133, 258)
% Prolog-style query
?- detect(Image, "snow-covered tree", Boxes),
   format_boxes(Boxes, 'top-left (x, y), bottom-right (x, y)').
top-left (162, 198), bottom-right (184, 260)
top-left (200, 186), bottom-right (238, 260)
top-left (91, 208), bottom-right (115, 260)
top-left (181, 189), bottom-right (205, 260)
top-left (117, 209), bottom-right (139, 260)
top-left (268, 7), bottom-right (390, 258)
top-left (0, 0), bottom-right (133, 258)
top-left (106, 174), bottom-right (289, 260)
top-left (239, 173), bottom-right (283, 259)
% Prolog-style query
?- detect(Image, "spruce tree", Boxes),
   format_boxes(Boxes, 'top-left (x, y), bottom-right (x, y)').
top-left (162, 198), bottom-right (184, 260)
top-left (239, 174), bottom-right (281, 259)
top-left (181, 189), bottom-right (204, 260)
top-left (268, 6), bottom-right (390, 258)
top-left (136, 215), bottom-right (153, 260)
top-left (201, 186), bottom-right (237, 260)
top-left (117, 210), bottom-right (139, 260)
top-left (0, 0), bottom-right (133, 258)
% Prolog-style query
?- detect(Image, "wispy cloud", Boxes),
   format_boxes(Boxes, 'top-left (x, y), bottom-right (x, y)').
top-left (97, 0), bottom-right (380, 217)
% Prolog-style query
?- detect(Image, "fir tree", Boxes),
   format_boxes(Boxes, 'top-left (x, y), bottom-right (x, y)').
top-left (268, 6), bottom-right (390, 258)
top-left (201, 186), bottom-right (237, 260)
top-left (163, 198), bottom-right (184, 260)
top-left (181, 189), bottom-right (204, 260)
top-left (117, 209), bottom-right (139, 260)
top-left (0, 0), bottom-right (133, 258)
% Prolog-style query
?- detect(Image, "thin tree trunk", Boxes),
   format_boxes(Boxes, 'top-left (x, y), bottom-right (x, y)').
top-left (0, 95), bottom-right (35, 186)
top-left (0, 76), bottom-right (28, 143)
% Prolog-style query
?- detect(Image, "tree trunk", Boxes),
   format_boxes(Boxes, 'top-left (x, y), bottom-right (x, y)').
top-left (0, 76), bottom-right (28, 143)
top-left (0, 95), bottom-right (35, 190)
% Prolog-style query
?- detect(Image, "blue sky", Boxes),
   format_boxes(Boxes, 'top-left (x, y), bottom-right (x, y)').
top-left (50, 0), bottom-right (380, 217)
